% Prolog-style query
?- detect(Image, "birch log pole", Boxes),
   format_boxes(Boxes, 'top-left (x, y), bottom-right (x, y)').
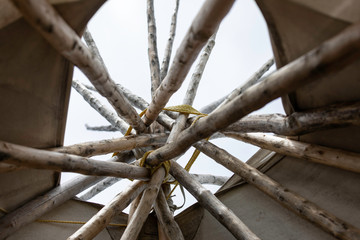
top-left (224, 132), bottom-right (360, 173)
top-left (169, 34), bottom-right (217, 141)
top-left (214, 58), bottom-right (274, 111)
top-left (85, 124), bottom-right (118, 132)
top-left (52, 133), bottom-right (168, 157)
top-left (0, 140), bottom-right (150, 180)
top-left (10, 0), bottom-right (147, 133)
top-left (0, 152), bottom-right (133, 238)
top-left (225, 102), bottom-right (360, 136)
top-left (195, 141), bottom-right (360, 240)
top-left (120, 167), bottom-right (166, 240)
top-left (72, 79), bottom-right (129, 134)
top-left (0, 175), bottom-right (104, 239)
top-left (147, 0), bottom-right (161, 96)
top-left (154, 188), bottom-right (184, 240)
top-left (170, 161), bottom-right (260, 240)
top-left (160, 0), bottom-right (180, 81)
top-left (68, 180), bottom-right (148, 240)
top-left (200, 58), bottom-right (274, 114)
top-left (78, 177), bottom-right (121, 201)
top-left (192, 174), bottom-right (229, 186)
top-left (144, 0), bottom-right (235, 125)
top-left (144, 21), bottom-right (360, 166)
top-left (83, 82), bottom-right (177, 126)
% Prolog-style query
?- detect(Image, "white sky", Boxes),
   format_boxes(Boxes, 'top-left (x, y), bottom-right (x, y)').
top-left (62, 0), bottom-right (283, 213)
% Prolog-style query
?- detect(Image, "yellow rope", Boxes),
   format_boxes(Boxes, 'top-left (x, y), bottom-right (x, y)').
top-left (166, 111), bottom-right (209, 200)
top-left (139, 150), bottom-right (171, 183)
top-left (110, 105), bottom-right (208, 203)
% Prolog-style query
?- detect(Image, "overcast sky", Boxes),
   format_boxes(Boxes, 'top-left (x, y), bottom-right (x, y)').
top-left (62, 0), bottom-right (283, 213)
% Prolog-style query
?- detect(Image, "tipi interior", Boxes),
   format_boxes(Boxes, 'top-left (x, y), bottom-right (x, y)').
top-left (0, 0), bottom-right (359, 239)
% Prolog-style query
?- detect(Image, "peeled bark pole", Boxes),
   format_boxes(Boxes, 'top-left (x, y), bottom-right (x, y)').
top-left (144, 0), bottom-right (236, 125)
top-left (120, 167), bottom-right (166, 240)
top-left (215, 58), bottom-right (274, 111)
top-left (225, 132), bottom-right (360, 173)
top-left (72, 79), bottom-right (129, 134)
top-left (160, 0), bottom-right (180, 81)
top-left (11, 0), bottom-right (147, 133)
top-left (195, 141), bottom-right (360, 240)
top-left (68, 180), bottom-right (148, 240)
top-left (225, 102), bottom-right (360, 136)
top-left (0, 140), bottom-right (150, 180)
top-left (52, 133), bottom-right (168, 157)
top-left (145, 21), bottom-right (360, 166)
top-left (79, 177), bottom-right (121, 201)
top-left (154, 188), bottom-right (184, 240)
top-left (170, 161), bottom-right (260, 240)
top-left (146, 0), bottom-right (161, 96)
top-left (192, 173), bottom-right (229, 186)
top-left (0, 175), bottom-right (104, 239)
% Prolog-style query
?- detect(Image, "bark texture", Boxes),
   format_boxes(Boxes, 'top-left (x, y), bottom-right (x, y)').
top-left (195, 141), bottom-right (360, 240)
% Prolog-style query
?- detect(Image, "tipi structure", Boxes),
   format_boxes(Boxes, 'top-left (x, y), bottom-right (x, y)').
top-left (0, 0), bottom-right (359, 239)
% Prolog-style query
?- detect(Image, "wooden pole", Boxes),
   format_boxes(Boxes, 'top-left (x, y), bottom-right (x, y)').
top-left (214, 58), bottom-right (274, 111)
top-left (83, 82), bottom-right (176, 127)
top-left (120, 167), bottom-right (166, 240)
top-left (0, 175), bottom-right (104, 239)
top-left (0, 140), bottom-right (150, 180)
top-left (154, 188), bottom-right (184, 240)
top-left (72, 79), bottom-right (129, 134)
top-left (0, 152), bottom-right (133, 238)
top-left (168, 34), bottom-right (217, 141)
top-left (224, 132), bottom-right (360, 173)
top-left (195, 141), bottom-right (360, 240)
top-left (192, 173), bottom-right (229, 186)
top-left (144, 0), bottom-right (235, 126)
top-left (144, 21), bottom-right (360, 166)
top-left (10, 0), bottom-right (147, 133)
top-left (78, 177), bottom-right (121, 201)
top-left (52, 133), bottom-right (168, 157)
top-left (170, 161), bottom-right (260, 240)
top-left (146, 0), bottom-right (161, 96)
top-left (160, 0), bottom-right (180, 81)
top-left (225, 102), bottom-right (360, 136)
top-left (67, 180), bottom-right (148, 240)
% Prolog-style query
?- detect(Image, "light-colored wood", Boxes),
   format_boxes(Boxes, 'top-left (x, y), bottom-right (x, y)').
top-left (144, 21), bottom-right (360, 166)
top-left (224, 132), bottom-right (360, 173)
top-left (52, 133), bottom-right (168, 157)
top-left (144, 0), bottom-right (235, 126)
top-left (128, 192), bottom-right (143, 224)
top-left (160, 0), bottom-right (180, 81)
top-left (120, 167), bottom-right (166, 240)
top-left (154, 188), bottom-right (184, 240)
top-left (0, 140), bottom-right (150, 180)
top-left (195, 141), bottom-right (360, 240)
top-left (214, 58), bottom-right (274, 111)
top-left (225, 102), bottom-right (360, 136)
top-left (72, 79), bottom-right (129, 134)
top-left (68, 180), bottom-right (148, 240)
top-left (168, 34), bottom-right (217, 142)
top-left (10, 0), bottom-right (147, 133)
top-left (83, 82), bottom-right (176, 127)
top-left (0, 134), bottom-right (143, 173)
top-left (0, 175), bottom-right (104, 239)
top-left (191, 173), bottom-right (229, 186)
top-left (147, 0), bottom-right (161, 96)
top-left (79, 177), bottom-right (121, 201)
top-left (170, 161), bottom-right (260, 240)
